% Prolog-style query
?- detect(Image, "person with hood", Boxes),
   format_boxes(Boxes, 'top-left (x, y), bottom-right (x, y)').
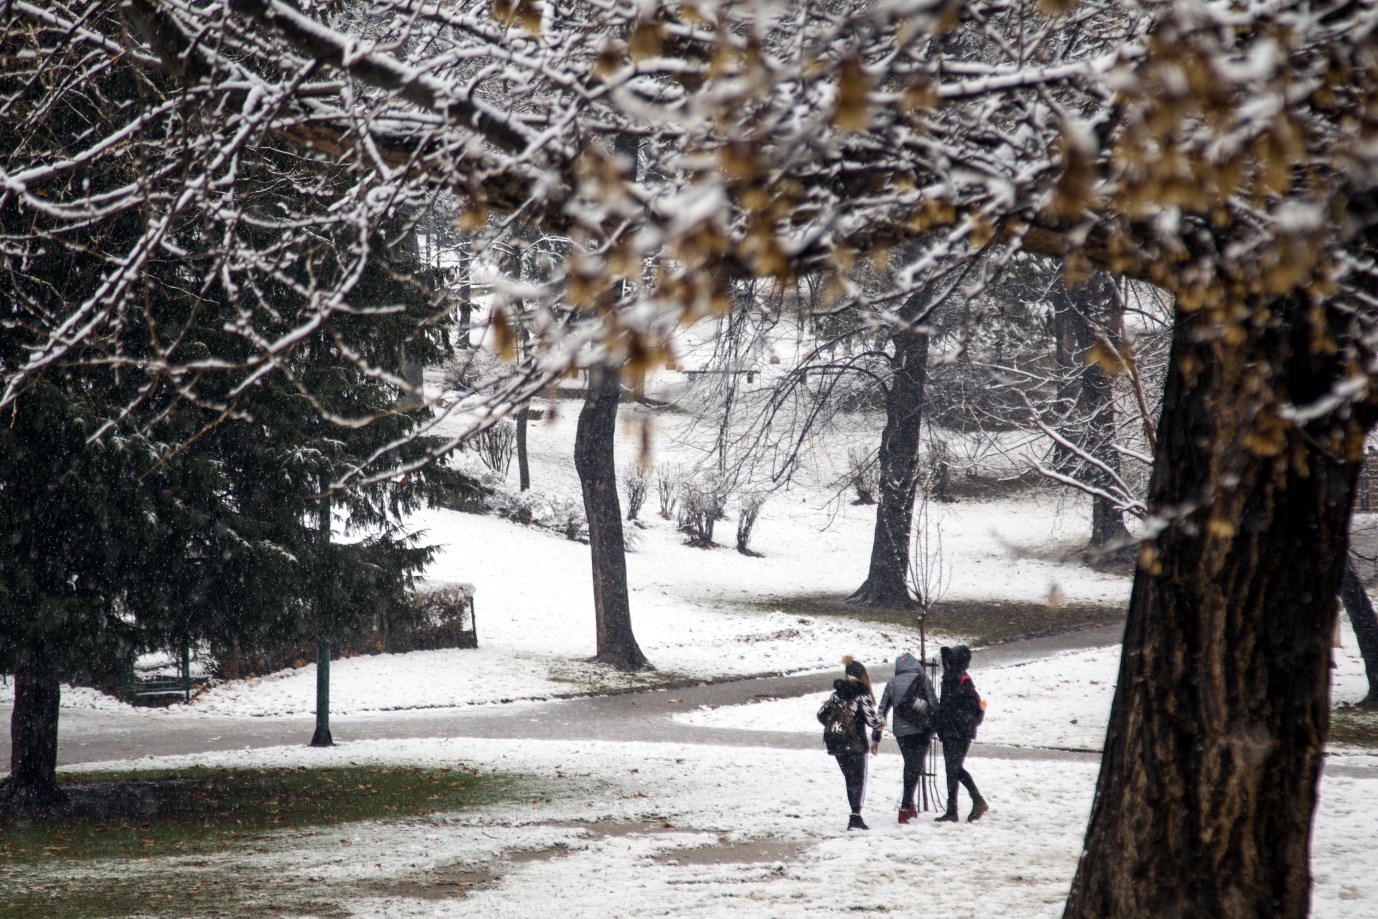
top-left (934, 645), bottom-right (989, 823)
top-left (817, 657), bottom-right (884, 831)
top-left (870, 651), bottom-right (939, 823)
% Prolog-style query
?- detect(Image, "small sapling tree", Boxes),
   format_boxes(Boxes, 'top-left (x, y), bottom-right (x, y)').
top-left (736, 492), bottom-right (768, 556)
top-left (657, 463), bottom-right (683, 520)
top-left (623, 463), bottom-right (649, 521)
top-left (474, 419), bottom-right (517, 478)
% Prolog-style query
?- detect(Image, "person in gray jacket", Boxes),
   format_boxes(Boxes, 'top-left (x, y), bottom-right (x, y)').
top-left (870, 651), bottom-right (939, 823)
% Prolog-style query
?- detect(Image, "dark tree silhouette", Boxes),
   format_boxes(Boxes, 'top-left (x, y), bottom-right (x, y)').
top-left (1339, 559), bottom-right (1378, 708)
top-left (575, 363), bottom-right (652, 671)
top-left (1063, 290), bottom-right (1378, 919)
top-left (848, 316), bottom-right (930, 609)
top-left (1052, 274), bottom-right (1134, 549)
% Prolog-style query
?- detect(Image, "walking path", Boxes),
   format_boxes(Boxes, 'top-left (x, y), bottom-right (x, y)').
top-left (4, 622), bottom-right (1372, 776)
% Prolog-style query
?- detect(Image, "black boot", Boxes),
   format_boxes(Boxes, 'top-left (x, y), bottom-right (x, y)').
top-left (934, 809), bottom-right (959, 823)
top-left (847, 814), bottom-right (870, 831)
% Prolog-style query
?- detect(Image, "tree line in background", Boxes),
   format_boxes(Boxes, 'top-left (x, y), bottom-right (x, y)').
top-left (4, 1), bottom-right (1378, 916)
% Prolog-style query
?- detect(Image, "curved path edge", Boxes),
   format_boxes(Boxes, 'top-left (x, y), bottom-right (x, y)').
top-left (4, 623), bottom-right (1371, 777)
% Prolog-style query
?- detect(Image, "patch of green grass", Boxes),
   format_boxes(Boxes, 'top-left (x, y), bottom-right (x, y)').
top-left (1330, 705), bottom-right (1378, 748)
top-left (739, 593), bottom-right (1124, 645)
top-left (1, 874), bottom-right (345, 919)
top-left (1, 765), bottom-right (514, 864)
top-left (0, 765), bottom-right (530, 919)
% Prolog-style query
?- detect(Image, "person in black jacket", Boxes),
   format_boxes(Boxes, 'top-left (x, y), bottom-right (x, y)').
top-left (817, 657), bottom-right (884, 831)
top-left (934, 645), bottom-right (988, 823)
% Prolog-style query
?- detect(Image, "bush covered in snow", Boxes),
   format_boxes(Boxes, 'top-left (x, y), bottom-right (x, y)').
top-left (678, 474), bottom-right (731, 547)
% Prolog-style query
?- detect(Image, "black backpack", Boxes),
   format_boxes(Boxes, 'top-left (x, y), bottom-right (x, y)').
top-left (896, 672), bottom-right (934, 729)
top-left (817, 694), bottom-right (866, 756)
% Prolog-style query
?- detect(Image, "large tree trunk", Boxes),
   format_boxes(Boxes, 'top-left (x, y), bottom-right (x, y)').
top-left (1064, 291), bottom-right (1375, 919)
top-left (516, 329), bottom-right (531, 491)
top-left (1339, 559), bottom-right (1378, 707)
top-left (1078, 355), bottom-right (1127, 548)
top-left (1055, 274), bottom-right (1132, 548)
top-left (1051, 286), bottom-right (1082, 475)
top-left (516, 407), bottom-right (531, 492)
top-left (849, 325), bottom-right (929, 609)
top-left (457, 235), bottom-right (474, 349)
top-left (574, 363), bottom-right (652, 672)
top-left (1, 650), bottom-right (66, 808)
top-left (397, 343), bottom-right (426, 411)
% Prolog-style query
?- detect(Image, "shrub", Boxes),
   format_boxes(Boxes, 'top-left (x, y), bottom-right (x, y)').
top-left (848, 447), bottom-right (878, 505)
top-left (736, 492), bottom-right (767, 556)
top-left (412, 583), bottom-right (476, 631)
top-left (678, 474), bottom-right (731, 547)
top-left (546, 495), bottom-right (588, 542)
top-left (656, 462), bottom-right (683, 519)
top-left (210, 583), bottom-right (478, 679)
top-left (473, 419), bottom-right (516, 477)
top-left (623, 463), bottom-right (649, 521)
top-left (488, 484), bottom-right (542, 525)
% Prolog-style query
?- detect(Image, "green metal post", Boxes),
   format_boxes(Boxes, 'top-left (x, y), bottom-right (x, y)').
top-left (310, 486), bottom-right (334, 747)
top-left (310, 638), bottom-right (333, 746)
top-left (181, 637), bottom-right (191, 704)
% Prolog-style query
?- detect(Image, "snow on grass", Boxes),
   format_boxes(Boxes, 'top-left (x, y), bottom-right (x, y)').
top-left (1333, 610), bottom-right (1373, 707)
top-left (166, 402), bottom-right (1129, 718)
top-left (5, 391), bottom-right (1377, 915)
top-left (676, 645), bottom-right (1122, 752)
top-left (676, 622), bottom-right (1373, 755)
top-left (7, 397), bottom-right (1369, 737)
top-left (55, 733), bottom-right (1378, 919)
top-left (0, 680), bottom-right (142, 712)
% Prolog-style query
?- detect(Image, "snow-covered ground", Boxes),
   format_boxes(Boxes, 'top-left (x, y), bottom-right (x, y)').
top-left (4, 390), bottom-right (1377, 917)
top-left (5, 401), bottom-right (1364, 725)
top-left (52, 730), bottom-right (1378, 919)
top-left (677, 624), bottom-right (1375, 754)
top-left (167, 481), bottom-right (1130, 718)
top-left (3, 399), bottom-right (1133, 716)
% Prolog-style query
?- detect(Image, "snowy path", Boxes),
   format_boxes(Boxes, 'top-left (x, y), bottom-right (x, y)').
top-left (7, 623), bottom-right (1373, 780)
top-left (2, 624), bottom-right (1124, 772)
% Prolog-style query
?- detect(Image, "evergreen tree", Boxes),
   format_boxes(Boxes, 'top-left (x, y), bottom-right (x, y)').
top-left (0, 45), bottom-right (471, 804)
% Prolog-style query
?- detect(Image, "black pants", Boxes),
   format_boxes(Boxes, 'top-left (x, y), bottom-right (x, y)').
top-left (941, 734), bottom-right (980, 812)
top-left (895, 731), bottom-right (932, 808)
top-left (835, 751), bottom-right (868, 814)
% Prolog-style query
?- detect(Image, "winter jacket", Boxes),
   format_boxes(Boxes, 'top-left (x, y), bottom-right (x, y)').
top-left (873, 651), bottom-right (938, 742)
top-left (935, 645), bottom-right (984, 742)
top-left (818, 676), bottom-right (883, 755)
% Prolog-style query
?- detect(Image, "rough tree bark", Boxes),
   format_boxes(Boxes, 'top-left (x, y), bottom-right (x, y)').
top-left (516, 407), bottom-right (531, 491)
top-left (848, 322), bottom-right (929, 609)
top-left (1078, 280), bottom-right (1132, 549)
top-left (1054, 274), bottom-right (1132, 549)
top-left (1339, 559), bottom-right (1378, 707)
top-left (516, 326), bottom-right (531, 491)
top-left (574, 363), bottom-right (652, 672)
top-left (1052, 287), bottom-right (1082, 473)
top-left (457, 236), bottom-right (474, 349)
top-left (1, 650), bottom-right (66, 808)
top-left (1063, 291), bottom-right (1376, 919)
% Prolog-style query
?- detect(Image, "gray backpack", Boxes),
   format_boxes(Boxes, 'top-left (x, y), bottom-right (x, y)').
top-left (896, 672), bottom-right (935, 729)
